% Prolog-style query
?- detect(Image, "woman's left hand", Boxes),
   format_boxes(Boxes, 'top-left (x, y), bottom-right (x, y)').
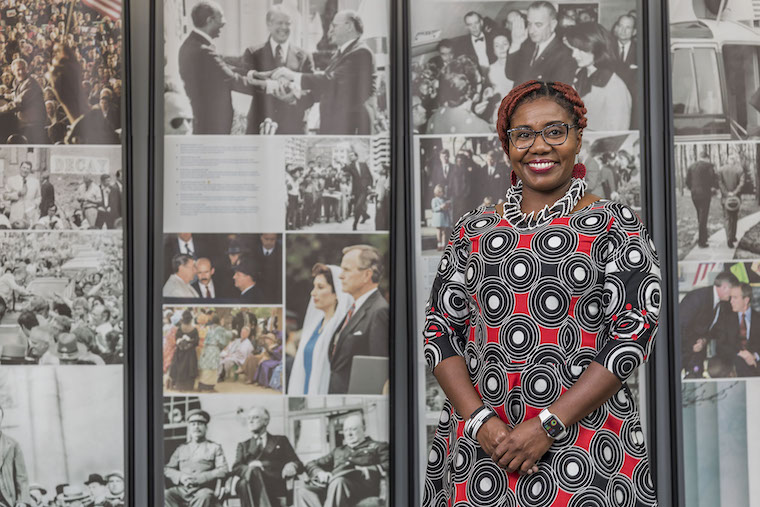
top-left (490, 417), bottom-right (554, 474)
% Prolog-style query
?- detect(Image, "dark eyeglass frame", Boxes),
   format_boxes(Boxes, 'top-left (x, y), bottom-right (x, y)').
top-left (506, 122), bottom-right (579, 150)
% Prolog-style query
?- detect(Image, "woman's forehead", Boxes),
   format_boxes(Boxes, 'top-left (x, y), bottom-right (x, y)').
top-left (511, 97), bottom-right (572, 127)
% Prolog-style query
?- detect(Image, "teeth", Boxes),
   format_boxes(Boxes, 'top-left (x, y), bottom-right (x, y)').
top-left (528, 161), bottom-right (555, 169)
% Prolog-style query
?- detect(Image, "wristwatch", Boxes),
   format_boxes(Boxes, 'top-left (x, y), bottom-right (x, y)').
top-left (538, 409), bottom-right (567, 439)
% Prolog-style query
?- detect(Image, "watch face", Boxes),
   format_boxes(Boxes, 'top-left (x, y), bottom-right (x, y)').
top-left (542, 416), bottom-right (564, 438)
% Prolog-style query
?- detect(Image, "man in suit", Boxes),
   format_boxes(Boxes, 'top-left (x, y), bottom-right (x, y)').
top-left (718, 155), bottom-right (745, 248)
top-left (685, 151), bottom-right (717, 248)
top-left (679, 271), bottom-right (737, 378)
top-left (431, 149), bottom-right (453, 199)
top-left (165, 409), bottom-right (228, 507)
top-left (252, 234), bottom-right (282, 301)
top-left (328, 245), bottom-right (388, 394)
top-left (164, 233), bottom-right (207, 283)
top-left (450, 153), bottom-right (473, 221)
top-left (192, 257), bottom-right (232, 300)
top-left (240, 6), bottom-right (314, 134)
top-left (612, 14), bottom-right (638, 129)
top-left (452, 12), bottom-right (496, 75)
top-left (0, 59), bottom-right (47, 143)
top-left (5, 161), bottom-right (40, 225)
top-left (38, 167), bottom-right (55, 219)
top-left (163, 254), bottom-right (200, 299)
top-left (294, 413), bottom-right (389, 507)
top-left (475, 150), bottom-right (505, 204)
top-left (344, 150), bottom-right (373, 231)
top-left (728, 283), bottom-right (760, 377)
top-left (232, 256), bottom-right (265, 304)
top-left (506, 1), bottom-right (576, 86)
top-left (273, 10), bottom-right (376, 135)
top-left (0, 405), bottom-right (32, 507)
top-left (232, 406), bottom-right (303, 506)
top-left (108, 170), bottom-right (123, 228)
top-left (178, 0), bottom-right (275, 134)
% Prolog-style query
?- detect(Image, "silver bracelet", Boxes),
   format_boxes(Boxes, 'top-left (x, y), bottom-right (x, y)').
top-left (464, 405), bottom-right (497, 440)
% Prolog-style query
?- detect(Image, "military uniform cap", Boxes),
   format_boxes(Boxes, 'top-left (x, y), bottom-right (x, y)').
top-left (186, 409), bottom-right (210, 423)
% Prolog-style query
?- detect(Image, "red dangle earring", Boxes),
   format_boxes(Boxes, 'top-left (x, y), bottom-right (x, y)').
top-left (572, 156), bottom-right (586, 179)
top-left (510, 170), bottom-right (518, 186)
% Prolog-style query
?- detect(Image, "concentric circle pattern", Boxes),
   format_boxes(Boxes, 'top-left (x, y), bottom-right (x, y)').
top-left (422, 202), bottom-right (659, 506)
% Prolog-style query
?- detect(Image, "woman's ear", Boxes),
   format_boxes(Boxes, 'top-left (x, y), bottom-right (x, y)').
top-left (575, 129), bottom-right (583, 155)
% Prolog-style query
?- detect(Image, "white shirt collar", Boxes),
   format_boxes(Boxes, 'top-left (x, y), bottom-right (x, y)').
top-left (253, 432), bottom-right (267, 447)
top-left (339, 37), bottom-right (359, 55)
top-left (713, 286), bottom-right (721, 309)
top-left (178, 237), bottom-right (195, 253)
top-left (263, 247), bottom-right (274, 256)
top-left (241, 284), bottom-right (255, 295)
top-left (471, 32), bottom-right (486, 43)
top-left (269, 38), bottom-right (289, 59)
top-left (200, 279), bottom-right (215, 297)
top-left (353, 287), bottom-right (378, 313)
top-left (535, 32), bottom-right (556, 59)
top-left (192, 28), bottom-right (214, 45)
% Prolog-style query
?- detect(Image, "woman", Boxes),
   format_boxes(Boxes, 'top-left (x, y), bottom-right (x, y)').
top-left (487, 34), bottom-right (514, 100)
top-left (423, 81), bottom-right (660, 506)
top-left (288, 263), bottom-right (352, 394)
top-left (197, 313), bottom-right (232, 392)
top-left (426, 57), bottom-right (492, 134)
top-left (564, 23), bottom-right (632, 131)
top-left (168, 310), bottom-right (199, 391)
top-left (218, 312), bottom-right (256, 381)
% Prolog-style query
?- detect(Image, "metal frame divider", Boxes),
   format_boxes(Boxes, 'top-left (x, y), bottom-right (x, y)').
top-left (641, 1), bottom-right (684, 506)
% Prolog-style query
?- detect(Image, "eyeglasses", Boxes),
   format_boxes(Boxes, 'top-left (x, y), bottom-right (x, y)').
top-left (506, 123), bottom-right (578, 150)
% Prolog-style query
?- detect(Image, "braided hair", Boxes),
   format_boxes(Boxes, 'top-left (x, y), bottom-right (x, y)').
top-left (496, 80), bottom-right (587, 155)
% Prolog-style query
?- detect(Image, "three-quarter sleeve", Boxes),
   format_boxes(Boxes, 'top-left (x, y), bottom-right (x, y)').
top-left (423, 215), bottom-right (471, 371)
top-left (594, 204), bottom-right (661, 382)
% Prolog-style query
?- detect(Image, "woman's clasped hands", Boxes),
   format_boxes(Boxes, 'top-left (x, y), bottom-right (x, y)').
top-left (476, 415), bottom-right (554, 476)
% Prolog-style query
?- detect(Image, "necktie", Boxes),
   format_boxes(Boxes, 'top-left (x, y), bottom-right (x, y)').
top-left (332, 304), bottom-right (356, 359)
top-left (530, 44), bottom-right (540, 66)
top-left (203, 285), bottom-right (210, 299)
top-left (275, 44), bottom-right (284, 67)
top-left (21, 176), bottom-right (27, 197)
top-left (740, 313), bottom-right (747, 340)
top-left (619, 42), bottom-right (626, 60)
top-left (443, 165), bottom-right (448, 179)
top-left (474, 36), bottom-right (484, 43)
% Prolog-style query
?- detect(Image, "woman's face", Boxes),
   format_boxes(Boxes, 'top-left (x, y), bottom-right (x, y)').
top-left (567, 43), bottom-right (594, 68)
top-left (507, 97), bottom-right (581, 193)
top-left (311, 273), bottom-right (337, 313)
top-left (493, 35), bottom-right (510, 60)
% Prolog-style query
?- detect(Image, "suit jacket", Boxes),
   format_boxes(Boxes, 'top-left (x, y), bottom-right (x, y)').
top-left (108, 183), bottom-right (122, 224)
top-left (719, 164), bottom-right (745, 197)
top-left (232, 433), bottom-right (303, 498)
top-left (178, 30), bottom-right (264, 134)
top-left (506, 35), bottom-right (577, 86)
top-left (0, 433), bottom-right (32, 506)
top-left (679, 286), bottom-right (723, 345)
top-left (474, 164), bottom-right (505, 202)
top-left (239, 285), bottom-right (265, 304)
top-left (163, 235), bottom-right (210, 283)
top-left (38, 178), bottom-right (55, 216)
top-left (301, 38), bottom-right (376, 135)
top-left (328, 290), bottom-right (389, 394)
top-left (431, 162), bottom-right (454, 198)
top-left (6, 174), bottom-right (40, 223)
top-left (191, 277), bottom-right (234, 300)
top-left (613, 37), bottom-right (637, 90)
top-left (252, 244), bottom-right (283, 302)
top-left (163, 274), bottom-right (200, 299)
top-left (241, 39), bottom-right (314, 134)
top-left (452, 32), bottom-right (497, 68)
top-left (685, 160), bottom-right (717, 199)
top-left (346, 161), bottom-right (373, 197)
top-left (305, 436), bottom-right (389, 483)
top-left (3, 77), bottom-right (46, 128)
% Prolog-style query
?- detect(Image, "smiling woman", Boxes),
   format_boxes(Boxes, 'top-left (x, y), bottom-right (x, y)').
top-left (422, 80), bottom-right (661, 506)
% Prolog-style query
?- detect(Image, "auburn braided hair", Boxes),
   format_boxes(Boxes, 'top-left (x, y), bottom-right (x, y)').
top-left (496, 80), bottom-right (588, 155)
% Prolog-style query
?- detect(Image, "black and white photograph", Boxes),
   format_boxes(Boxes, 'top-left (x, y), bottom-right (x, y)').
top-left (678, 261), bottom-right (760, 379)
top-left (285, 137), bottom-right (390, 232)
top-left (162, 233), bottom-right (283, 304)
top-left (0, 367), bottom-right (125, 506)
top-left (285, 233), bottom-right (389, 395)
top-left (162, 306), bottom-right (284, 394)
top-left (415, 131), bottom-right (641, 255)
top-left (0, 145), bottom-right (123, 230)
top-left (410, 0), bottom-right (640, 135)
top-left (162, 395), bottom-right (389, 507)
top-left (164, 0), bottom-right (390, 136)
top-left (0, 0), bottom-right (123, 145)
top-left (670, 0), bottom-right (760, 140)
top-left (0, 231), bottom-right (124, 366)
top-left (674, 142), bottom-right (760, 261)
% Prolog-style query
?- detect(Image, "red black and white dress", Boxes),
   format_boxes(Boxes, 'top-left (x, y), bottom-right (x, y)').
top-left (423, 178), bottom-right (660, 507)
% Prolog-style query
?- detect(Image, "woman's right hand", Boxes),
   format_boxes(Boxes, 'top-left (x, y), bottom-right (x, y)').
top-left (477, 417), bottom-right (539, 475)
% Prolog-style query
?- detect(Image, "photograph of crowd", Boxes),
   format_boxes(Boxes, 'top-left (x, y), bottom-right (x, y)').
top-left (416, 131), bottom-right (640, 255)
top-left (0, 0), bottom-right (122, 144)
top-left (0, 367), bottom-right (124, 506)
top-left (675, 142), bottom-right (760, 261)
top-left (679, 261), bottom-right (760, 379)
top-left (410, 0), bottom-right (639, 135)
top-left (0, 231), bottom-right (123, 365)
top-left (162, 233), bottom-right (282, 304)
top-left (0, 145), bottom-right (122, 230)
top-left (285, 234), bottom-right (389, 395)
top-left (285, 137), bottom-right (390, 232)
top-left (670, 0), bottom-right (760, 140)
top-left (163, 395), bottom-right (389, 507)
top-left (163, 306), bottom-right (283, 395)
top-left (164, 0), bottom-right (389, 136)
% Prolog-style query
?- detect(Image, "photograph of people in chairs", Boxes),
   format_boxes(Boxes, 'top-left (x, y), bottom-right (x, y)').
top-left (410, 1), bottom-right (639, 134)
top-left (164, 0), bottom-right (390, 136)
top-left (285, 234), bottom-right (389, 396)
top-left (163, 396), bottom-right (389, 507)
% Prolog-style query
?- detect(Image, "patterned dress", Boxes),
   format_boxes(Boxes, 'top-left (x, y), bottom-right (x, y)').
top-left (423, 179), bottom-right (661, 507)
